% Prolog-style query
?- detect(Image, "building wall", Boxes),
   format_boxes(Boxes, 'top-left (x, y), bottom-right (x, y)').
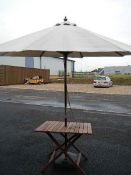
top-left (0, 56), bottom-right (74, 76)
top-left (104, 66), bottom-right (131, 74)
top-left (34, 57), bottom-right (74, 76)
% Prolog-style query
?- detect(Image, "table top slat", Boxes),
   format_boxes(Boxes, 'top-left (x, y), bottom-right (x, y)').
top-left (47, 121), bottom-right (60, 132)
top-left (42, 121), bottom-right (52, 131)
top-left (35, 121), bottom-right (92, 135)
top-left (60, 122), bottom-right (69, 133)
top-left (83, 123), bottom-right (88, 133)
top-left (55, 122), bottom-right (65, 132)
top-left (87, 123), bottom-right (92, 134)
top-left (69, 122), bottom-right (77, 133)
top-left (74, 123), bottom-right (80, 133)
top-left (68, 122), bottom-right (76, 133)
top-left (65, 122), bottom-right (73, 133)
top-left (51, 121), bottom-right (63, 132)
top-left (42, 121), bottom-right (56, 131)
top-left (79, 123), bottom-right (84, 134)
top-left (35, 121), bottom-right (49, 131)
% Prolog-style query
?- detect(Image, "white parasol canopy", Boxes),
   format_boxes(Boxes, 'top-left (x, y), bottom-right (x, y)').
top-left (0, 17), bottom-right (131, 58)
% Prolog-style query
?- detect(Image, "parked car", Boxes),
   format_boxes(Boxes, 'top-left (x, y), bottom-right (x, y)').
top-left (93, 76), bottom-right (113, 87)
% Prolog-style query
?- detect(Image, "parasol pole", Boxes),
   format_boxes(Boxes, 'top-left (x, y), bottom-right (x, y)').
top-left (63, 52), bottom-right (68, 159)
top-left (64, 52), bottom-right (68, 127)
top-left (40, 56), bottom-right (42, 69)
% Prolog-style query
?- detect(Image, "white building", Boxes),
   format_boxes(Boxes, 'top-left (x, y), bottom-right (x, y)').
top-left (0, 56), bottom-right (75, 76)
top-left (104, 65), bottom-right (131, 75)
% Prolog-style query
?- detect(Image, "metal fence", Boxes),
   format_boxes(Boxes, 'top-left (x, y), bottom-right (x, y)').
top-left (72, 71), bottom-right (95, 77)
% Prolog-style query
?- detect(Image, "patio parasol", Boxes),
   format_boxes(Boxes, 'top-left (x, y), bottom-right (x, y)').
top-left (0, 17), bottom-right (131, 127)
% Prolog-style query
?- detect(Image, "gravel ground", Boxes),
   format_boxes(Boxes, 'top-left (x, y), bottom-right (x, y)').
top-left (1, 83), bottom-right (131, 95)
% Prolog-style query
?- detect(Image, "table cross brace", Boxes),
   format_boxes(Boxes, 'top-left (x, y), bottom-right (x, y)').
top-left (42, 132), bottom-right (88, 175)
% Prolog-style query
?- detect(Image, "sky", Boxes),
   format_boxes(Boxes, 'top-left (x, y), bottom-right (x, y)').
top-left (0, 0), bottom-right (131, 71)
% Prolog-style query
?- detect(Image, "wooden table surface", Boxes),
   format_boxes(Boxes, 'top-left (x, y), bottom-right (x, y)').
top-left (35, 121), bottom-right (92, 134)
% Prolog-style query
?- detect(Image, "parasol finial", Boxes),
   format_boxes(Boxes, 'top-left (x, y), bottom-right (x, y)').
top-left (64, 16), bottom-right (68, 22)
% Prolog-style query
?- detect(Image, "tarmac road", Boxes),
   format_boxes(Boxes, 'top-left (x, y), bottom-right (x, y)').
top-left (0, 87), bottom-right (131, 175)
top-left (0, 87), bottom-right (131, 115)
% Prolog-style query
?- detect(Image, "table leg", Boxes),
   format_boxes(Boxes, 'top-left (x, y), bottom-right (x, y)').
top-left (49, 134), bottom-right (77, 155)
top-left (65, 153), bottom-right (87, 175)
top-left (42, 150), bottom-right (63, 172)
top-left (49, 133), bottom-right (88, 160)
top-left (42, 132), bottom-right (88, 175)
top-left (61, 133), bottom-right (88, 160)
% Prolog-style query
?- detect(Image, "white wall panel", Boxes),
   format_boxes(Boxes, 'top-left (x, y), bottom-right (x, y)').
top-left (0, 56), bottom-right (25, 67)
top-left (34, 57), bottom-right (73, 75)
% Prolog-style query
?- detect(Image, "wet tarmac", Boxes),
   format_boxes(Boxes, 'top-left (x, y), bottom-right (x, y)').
top-left (0, 87), bottom-right (131, 115)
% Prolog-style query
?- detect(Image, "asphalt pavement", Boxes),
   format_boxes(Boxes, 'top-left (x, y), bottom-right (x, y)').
top-left (0, 88), bottom-right (131, 175)
top-left (0, 87), bottom-right (131, 114)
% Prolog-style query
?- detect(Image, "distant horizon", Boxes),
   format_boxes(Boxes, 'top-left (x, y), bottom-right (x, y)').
top-left (73, 64), bottom-right (131, 72)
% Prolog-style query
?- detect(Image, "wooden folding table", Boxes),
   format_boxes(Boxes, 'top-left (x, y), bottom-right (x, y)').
top-left (35, 121), bottom-right (92, 175)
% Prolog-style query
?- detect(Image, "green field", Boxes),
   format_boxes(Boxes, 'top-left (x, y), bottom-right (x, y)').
top-left (109, 74), bottom-right (131, 85)
top-left (50, 74), bottom-right (131, 85)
